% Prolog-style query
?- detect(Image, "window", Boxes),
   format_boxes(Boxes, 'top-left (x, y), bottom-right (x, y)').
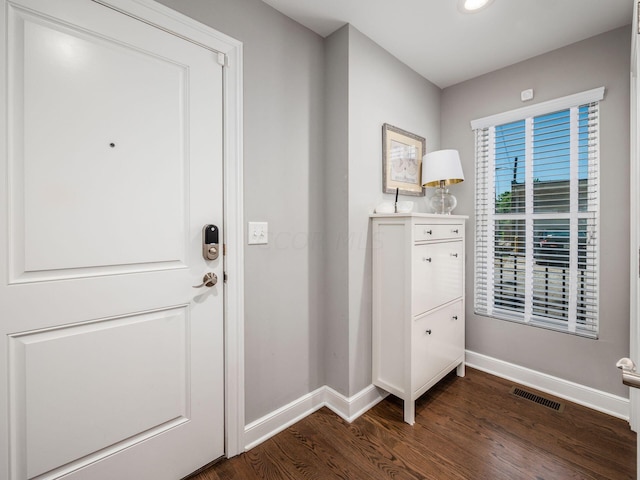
top-left (472, 88), bottom-right (603, 338)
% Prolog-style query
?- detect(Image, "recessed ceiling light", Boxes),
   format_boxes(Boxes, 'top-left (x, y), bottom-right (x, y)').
top-left (457, 0), bottom-right (495, 13)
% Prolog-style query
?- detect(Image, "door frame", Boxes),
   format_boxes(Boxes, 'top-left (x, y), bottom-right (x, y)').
top-left (630, 0), bottom-right (639, 475)
top-left (29, 0), bottom-right (246, 458)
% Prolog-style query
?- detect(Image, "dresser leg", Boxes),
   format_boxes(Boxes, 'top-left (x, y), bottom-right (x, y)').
top-left (404, 400), bottom-right (415, 425)
top-left (456, 362), bottom-right (466, 377)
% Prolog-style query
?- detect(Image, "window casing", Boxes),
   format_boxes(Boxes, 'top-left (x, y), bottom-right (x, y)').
top-left (473, 88), bottom-right (602, 338)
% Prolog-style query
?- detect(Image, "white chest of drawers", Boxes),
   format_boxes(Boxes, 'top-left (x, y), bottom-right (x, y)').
top-left (371, 213), bottom-right (467, 425)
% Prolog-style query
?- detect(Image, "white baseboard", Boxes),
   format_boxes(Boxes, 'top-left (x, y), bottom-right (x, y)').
top-left (465, 350), bottom-right (630, 420)
top-left (245, 352), bottom-right (630, 451)
top-left (243, 385), bottom-right (388, 451)
top-left (324, 384), bottom-right (388, 422)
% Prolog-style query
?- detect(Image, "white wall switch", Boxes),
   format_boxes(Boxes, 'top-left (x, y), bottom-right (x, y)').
top-left (521, 88), bottom-right (534, 102)
top-left (248, 222), bottom-right (268, 245)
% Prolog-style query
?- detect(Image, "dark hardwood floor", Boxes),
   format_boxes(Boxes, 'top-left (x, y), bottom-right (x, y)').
top-left (194, 368), bottom-right (635, 479)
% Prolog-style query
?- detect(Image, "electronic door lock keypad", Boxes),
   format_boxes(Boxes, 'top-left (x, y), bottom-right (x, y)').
top-left (203, 224), bottom-right (219, 260)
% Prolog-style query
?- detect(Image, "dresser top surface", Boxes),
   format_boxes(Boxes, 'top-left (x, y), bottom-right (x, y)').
top-left (370, 213), bottom-right (469, 220)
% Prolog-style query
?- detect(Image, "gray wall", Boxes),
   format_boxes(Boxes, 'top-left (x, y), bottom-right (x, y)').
top-left (323, 25), bottom-right (441, 396)
top-left (323, 25), bottom-right (350, 395)
top-left (346, 26), bottom-right (441, 395)
top-left (441, 26), bottom-right (631, 397)
top-left (156, 0), bottom-right (326, 423)
top-left (323, 25), bottom-right (441, 397)
top-left (157, 0), bottom-right (631, 423)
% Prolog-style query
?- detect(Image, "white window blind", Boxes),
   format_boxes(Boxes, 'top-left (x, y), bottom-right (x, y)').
top-left (473, 89), bottom-right (601, 337)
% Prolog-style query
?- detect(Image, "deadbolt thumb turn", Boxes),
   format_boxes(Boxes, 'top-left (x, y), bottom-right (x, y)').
top-left (193, 272), bottom-right (218, 288)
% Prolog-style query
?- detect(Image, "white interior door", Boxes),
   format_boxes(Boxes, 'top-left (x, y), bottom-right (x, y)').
top-left (0, 1), bottom-right (225, 479)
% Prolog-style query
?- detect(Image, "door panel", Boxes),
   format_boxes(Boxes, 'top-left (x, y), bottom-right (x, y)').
top-left (11, 6), bottom-right (187, 281)
top-left (1, 1), bottom-right (224, 479)
top-left (11, 307), bottom-right (188, 478)
top-left (17, 13), bottom-right (186, 274)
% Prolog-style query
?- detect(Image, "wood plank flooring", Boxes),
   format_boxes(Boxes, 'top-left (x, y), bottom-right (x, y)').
top-left (193, 368), bottom-right (635, 479)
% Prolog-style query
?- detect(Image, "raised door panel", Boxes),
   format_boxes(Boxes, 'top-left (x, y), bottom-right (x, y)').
top-left (10, 9), bottom-right (186, 282)
top-left (411, 301), bottom-right (464, 393)
top-left (412, 241), bottom-right (463, 316)
top-left (9, 308), bottom-right (188, 478)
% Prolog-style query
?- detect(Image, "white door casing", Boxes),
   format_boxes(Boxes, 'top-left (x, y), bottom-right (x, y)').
top-left (630, 2), bottom-right (639, 479)
top-left (0, 0), bottom-right (245, 478)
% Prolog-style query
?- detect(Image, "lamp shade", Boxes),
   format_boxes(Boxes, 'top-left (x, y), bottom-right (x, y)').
top-left (421, 149), bottom-right (465, 187)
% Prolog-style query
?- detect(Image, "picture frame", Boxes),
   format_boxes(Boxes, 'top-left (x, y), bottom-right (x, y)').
top-left (382, 123), bottom-right (426, 196)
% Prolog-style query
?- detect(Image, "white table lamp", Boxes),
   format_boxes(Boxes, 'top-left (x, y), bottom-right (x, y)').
top-left (422, 149), bottom-right (465, 214)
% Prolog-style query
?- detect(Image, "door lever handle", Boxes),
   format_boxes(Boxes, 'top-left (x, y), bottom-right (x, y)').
top-left (193, 272), bottom-right (218, 288)
top-left (616, 357), bottom-right (640, 389)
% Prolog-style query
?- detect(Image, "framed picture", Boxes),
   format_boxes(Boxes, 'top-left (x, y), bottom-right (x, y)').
top-left (382, 123), bottom-right (425, 196)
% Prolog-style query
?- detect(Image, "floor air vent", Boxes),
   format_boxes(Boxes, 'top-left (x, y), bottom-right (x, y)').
top-left (510, 386), bottom-right (565, 412)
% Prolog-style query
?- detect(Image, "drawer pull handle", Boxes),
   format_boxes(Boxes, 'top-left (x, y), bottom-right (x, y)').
top-left (425, 329), bottom-right (432, 335)
top-left (451, 253), bottom-right (458, 257)
top-left (452, 229), bottom-right (459, 233)
top-left (424, 229), bottom-right (433, 235)
top-left (423, 257), bottom-right (432, 262)
top-left (452, 315), bottom-right (458, 320)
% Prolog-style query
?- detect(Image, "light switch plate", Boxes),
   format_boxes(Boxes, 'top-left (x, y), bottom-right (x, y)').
top-left (248, 222), bottom-right (268, 245)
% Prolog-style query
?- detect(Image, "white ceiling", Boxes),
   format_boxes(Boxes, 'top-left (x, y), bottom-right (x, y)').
top-left (261, 0), bottom-right (633, 88)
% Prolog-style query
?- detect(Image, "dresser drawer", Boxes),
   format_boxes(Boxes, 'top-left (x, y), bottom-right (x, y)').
top-left (414, 223), bottom-right (463, 242)
top-left (412, 301), bottom-right (464, 393)
top-left (412, 241), bottom-right (463, 316)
